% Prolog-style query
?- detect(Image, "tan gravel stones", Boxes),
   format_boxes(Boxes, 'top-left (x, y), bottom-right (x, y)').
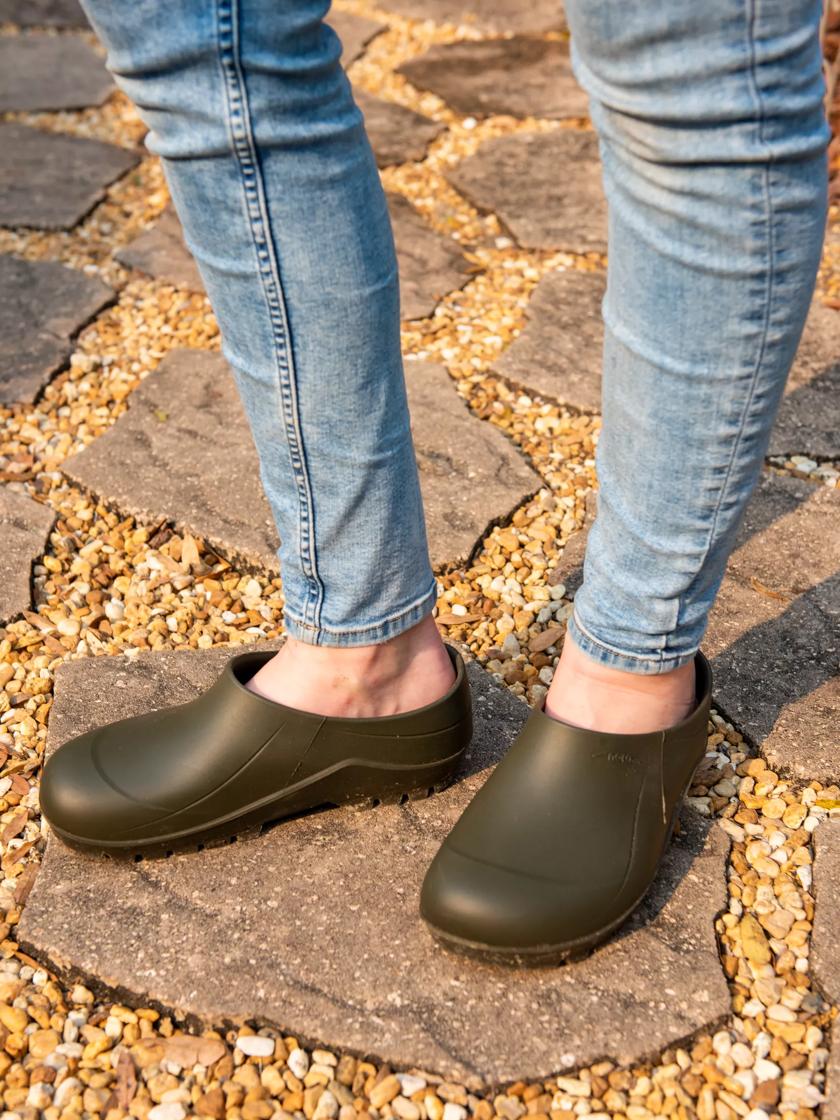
top-left (771, 300), bottom-right (840, 459)
top-left (0, 488), bottom-right (55, 625)
top-left (705, 473), bottom-right (840, 782)
top-left (0, 255), bottom-right (114, 404)
top-left (62, 350), bottom-right (281, 574)
top-left (399, 38), bottom-right (589, 121)
top-left (376, 0), bottom-right (566, 34)
top-left (493, 269), bottom-right (605, 409)
top-left (0, 33), bottom-right (112, 112)
top-left (21, 644), bottom-right (729, 1086)
top-left (388, 194), bottom-right (470, 320)
top-left (0, 0), bottom-right (87, 26)
top-left (116, 205), bottom-right (204, 293)
top-left (447, 130), bottom-right (607, 252)
top-left (0, 123), bottom-right (139, 230)
top-left (356, 91), bottom-right (446, 167)
top-left (61, 350), bottom-right (539, 572)
top-left (327, 10), bottom-right (384, 64)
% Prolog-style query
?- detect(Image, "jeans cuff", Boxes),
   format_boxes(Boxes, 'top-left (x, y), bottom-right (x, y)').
top-left (282, 580), bottom-right (439, 648)
top-left (566, 606), bottom-right (699, 676)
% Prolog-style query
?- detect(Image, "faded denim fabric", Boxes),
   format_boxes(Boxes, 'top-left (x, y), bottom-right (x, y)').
top-left (564, 0), bottom-right (828, 671)
top-left (81, 0), bottom-right (437, 646)
top-left (81, 0), bottom-right (828, 667)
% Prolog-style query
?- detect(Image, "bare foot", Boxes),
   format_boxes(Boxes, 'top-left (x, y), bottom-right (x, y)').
top-left (545, 631), bottom-right (697, 734)
top-left (245, 614), bottom-right (456, 718)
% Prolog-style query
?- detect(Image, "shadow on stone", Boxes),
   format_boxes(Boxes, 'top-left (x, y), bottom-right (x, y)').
top-left (0, 123), bottom-right (139, 230)
top-left (0, 0), bottom-right (87, 26)
top-left (770, 300), bottom-right (840, 460)
top-left (447, 130), bottom-right (607, 253)
top-left (399, 38), bottom-right (588, 121)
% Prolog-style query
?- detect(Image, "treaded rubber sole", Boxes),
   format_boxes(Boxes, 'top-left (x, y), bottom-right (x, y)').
top-left (423, 756), bottom-right (706, 968)
top-left (49, 749), bottom-right (464, 861)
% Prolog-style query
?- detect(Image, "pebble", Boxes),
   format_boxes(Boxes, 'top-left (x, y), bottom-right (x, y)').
top-left (288, 1047), bottom-right (310, 1079)
top-left (236, 1034), bottom-right (275, 1058)
top-left (148, 1104), bottom-right (187, 1120)
top-left (398, 1075), bottom-right (427, 1097)
top-left (442, 1104), bottom-right (467, 1120)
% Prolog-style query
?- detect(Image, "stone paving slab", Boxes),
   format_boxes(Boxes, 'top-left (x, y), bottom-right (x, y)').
top-left (813, 820), bottom-right (840, 1120)
top-left (388, 194), bottom-right (470, 320)
top-left (61, 350), bottom-right (540, 572)
top-left (405, 360), bottom-right (541, 564)
top-left (328, 11), bottom-right (384, 64)
top-left (21, 643), bottom-right (729, 1086)
top-left (0, 123), bottom-right (139, 230)
top-left (770, 300), bottom-right (840, 459)
top-left (356, 90), bottom-right (445, 167)
top-left (447, 130), bottom-right (607, 252)
top-left (0, 254), bottom-right (114, 404)
top-left (0, 0), bottom-right (87, 26)
top-left (115, 205), bottom-right (204, 292)
top-left (62, 351), bottom-right (280, 573)
top-left (0, 488), bottom-right (56, 625)
top-left (399, 38), bottom-right (588, 121)
top-left (0, 34), bottom-right (112, 112)
top-left (493, 268), bottom-right (605, 409)
top-left (702, 474), bottom-right (839, 781)
top-left (376, 0), bottom-right (566, 34)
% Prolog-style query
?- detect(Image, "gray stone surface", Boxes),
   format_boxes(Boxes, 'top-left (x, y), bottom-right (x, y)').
top-left (388, 193), bottom-right (470, 320)
top-left (704, 474), bottom-right (840, 782)
top-left (813, 820), bottom-right (840, 1002)
top-left (0, 254), bottom-right (114, 404)
top-left (405, 360), bottom-right (541, 565)
top-left (21, 644), bottom-right (729, 1086)
top-left (399, 38), bottom-right (588, 121)
top-left (770, 300), bottom-right (840, 459)
top-left (0, 33), bottom-right (112, 111)
top-left (356, 90), bottom-right (445, 167)
top-left (494, 268), bottom-right (605, 408)
top-left (448, 129), bottom-right (607, 252)
top-left (812, 820), bottom-right (840, 1120)
top-left (62, 350), bottom-right (280, 574)
top-left (0, 0), bottom-right (87, 26)
top-left (328, 10), bottom-right (384, 64)
top-left (116, 205), bottom-right (204, 292)
top-left (61, 350), bottom-right (540, 572)
top-left (0, 123), bottom-right (139, 230)
top-left (0, 488), bottom-right (56, 625)
top-left (377, 0), bottom-right (565, 34)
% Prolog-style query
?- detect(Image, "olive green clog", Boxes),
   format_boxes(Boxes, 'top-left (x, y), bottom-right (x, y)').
top-left (420, 651), bottom-right (712, 964)
top-left (40, 644), bottom-right (472, 855)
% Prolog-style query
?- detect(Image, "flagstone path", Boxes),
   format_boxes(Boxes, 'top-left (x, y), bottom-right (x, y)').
top-left (0, 0), bottom-right (838, 1116)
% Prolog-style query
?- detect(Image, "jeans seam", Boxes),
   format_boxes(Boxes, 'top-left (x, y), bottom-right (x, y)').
top-left (668, 0), bottom-right (775, 657)
top-left (215, 0), bottom-right (325, 633)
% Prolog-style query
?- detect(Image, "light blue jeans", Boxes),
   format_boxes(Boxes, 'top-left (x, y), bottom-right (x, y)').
top-left (81, 0), bottom-right (828, 671)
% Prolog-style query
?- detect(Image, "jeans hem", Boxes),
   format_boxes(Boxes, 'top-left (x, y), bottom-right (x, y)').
top-left (567, 606), bottom-right (699, 675)
top-left (282, 580), bottom-right (438, 647)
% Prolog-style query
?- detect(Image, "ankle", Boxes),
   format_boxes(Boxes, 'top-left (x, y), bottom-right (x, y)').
top-left (544, 634), bottom-right (697, 734)
top-left (246, 615), bottom-right (455, 718)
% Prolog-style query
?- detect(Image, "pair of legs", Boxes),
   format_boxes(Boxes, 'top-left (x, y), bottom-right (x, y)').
top-left (80, 0), bottom-right (828, 730)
